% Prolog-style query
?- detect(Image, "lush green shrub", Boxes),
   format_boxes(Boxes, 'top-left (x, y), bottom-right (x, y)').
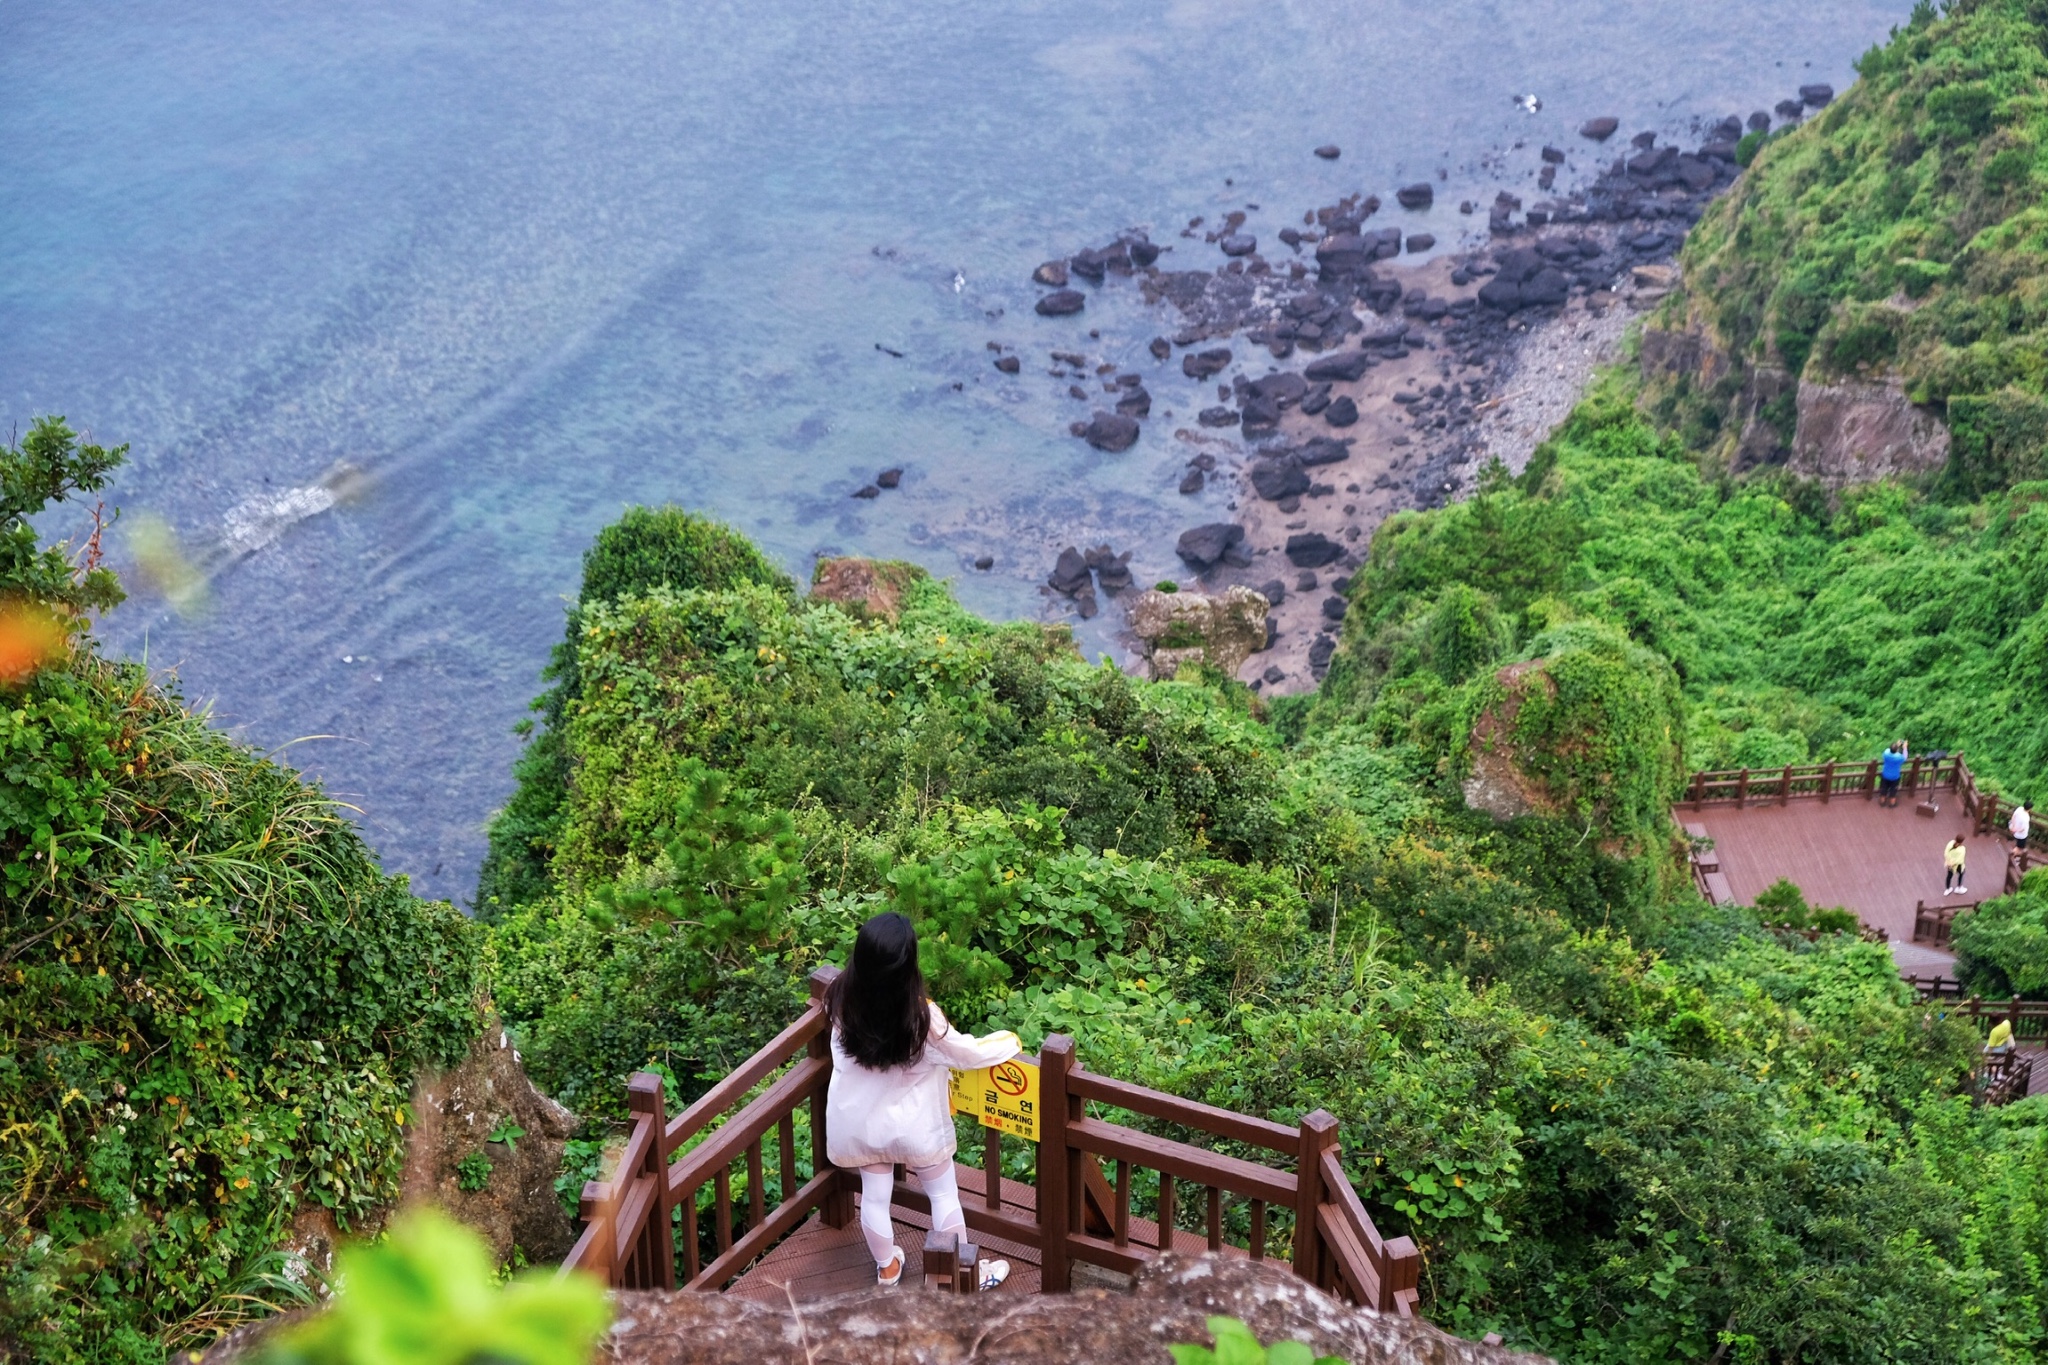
top-left (1, 426), bottom-right (482, 1365)
top-left (1952, 872), bottom-right (2048, 998)
top-left (1660, 0), bottom-right (2048, 480)
top-left (249, 1209), bottom-right (608, 1365)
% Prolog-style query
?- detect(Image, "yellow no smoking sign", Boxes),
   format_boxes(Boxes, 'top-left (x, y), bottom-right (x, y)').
top-left (948, 1058), bottom-right (1041, 1143)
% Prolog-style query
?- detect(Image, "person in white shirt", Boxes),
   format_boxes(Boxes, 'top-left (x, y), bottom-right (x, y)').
top-left (824, 912), bottom-right (1021, 1289)
top-left (2010, 801), bottom-right (2031, 855)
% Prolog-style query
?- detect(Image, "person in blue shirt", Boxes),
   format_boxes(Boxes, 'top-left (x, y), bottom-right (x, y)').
top-left (1879, 740), bottom-right (1907, 808)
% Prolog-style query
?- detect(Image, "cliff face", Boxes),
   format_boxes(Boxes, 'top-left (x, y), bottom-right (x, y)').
top-left (1638, 0), bottom-right (2048, 489)
top-left (1789, 376), bottom-right (1950, 484)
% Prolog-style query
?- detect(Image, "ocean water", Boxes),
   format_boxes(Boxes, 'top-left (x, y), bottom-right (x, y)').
top-left (0, 0), bottom-right (1912, 902)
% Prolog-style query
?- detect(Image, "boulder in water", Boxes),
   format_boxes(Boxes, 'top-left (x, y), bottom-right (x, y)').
top-left (1082, 411), bottom-right (1140, 452)
top-left (1175, 522), bottom-right (1249, 571)
top-left (1035, 289), bottom-right (1086, 316)
top-left (1579, 116), bottom-right (1619, 141)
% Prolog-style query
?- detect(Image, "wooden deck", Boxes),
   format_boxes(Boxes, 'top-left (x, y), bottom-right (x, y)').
top-left (1686, 794), bottom-right (2044, 1097)
top-left (728, 1159), bottom-right (1235, 1303)
top-left (1684, 794), bottom-right (2010, 947)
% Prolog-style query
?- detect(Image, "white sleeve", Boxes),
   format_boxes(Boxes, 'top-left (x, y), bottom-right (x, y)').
top-left (924, 1003), bottom-right (1022, 1070)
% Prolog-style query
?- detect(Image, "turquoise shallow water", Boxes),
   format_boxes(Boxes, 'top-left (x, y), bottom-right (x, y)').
top-left (0, 0), bottom-right (1911, 901)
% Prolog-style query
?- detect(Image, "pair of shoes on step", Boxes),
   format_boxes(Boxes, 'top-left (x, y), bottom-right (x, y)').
top-left (875, 1249), bottom-right (1010, 1290)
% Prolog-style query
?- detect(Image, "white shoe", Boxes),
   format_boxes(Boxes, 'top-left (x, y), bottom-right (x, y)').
top-left (1958, 886), bottom-right (1967, 895)
top-left (877, 1249), bottom-right (904, 1288)
top-left (977, 1258), bottom-right (1011, 1290)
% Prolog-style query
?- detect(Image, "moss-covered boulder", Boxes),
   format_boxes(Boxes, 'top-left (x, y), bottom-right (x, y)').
top-left (1459, 623), bottom-right (1684, 845)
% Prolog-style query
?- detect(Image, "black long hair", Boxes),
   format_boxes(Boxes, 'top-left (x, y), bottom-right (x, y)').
top-left (825, 912), bottom-right (931, 1069)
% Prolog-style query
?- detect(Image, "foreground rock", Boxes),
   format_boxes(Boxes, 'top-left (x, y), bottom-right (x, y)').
top-left (1129, 586), bottom-right (1270, 679)
top-left (606, 1254), bottom-right (1547, 1365)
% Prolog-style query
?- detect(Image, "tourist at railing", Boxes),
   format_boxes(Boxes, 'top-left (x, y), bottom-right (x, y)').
top-left (1985, 1017), bottom-right (2015, 1057)
top-left (1879, 740), bottom-right (1907, 808)
top-left (824, 912), bottom-right (1021, 1291)
top-left (2009, 801), bottom-right (2031, 855)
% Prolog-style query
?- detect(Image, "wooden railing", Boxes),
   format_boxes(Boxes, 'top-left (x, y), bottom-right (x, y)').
top-left (563, 968), bottom-right (1421, 1315)
top-left (1681, 753), bottom-right (1982, 813)
top-left (1899, 977), bottom-right (2043, 1107)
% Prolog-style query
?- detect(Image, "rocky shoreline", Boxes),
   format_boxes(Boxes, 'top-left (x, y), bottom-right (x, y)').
top-left (1000, 86), bottom-right (1836, 695)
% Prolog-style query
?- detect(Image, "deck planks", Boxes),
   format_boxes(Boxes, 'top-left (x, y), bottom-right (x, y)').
top-left (1684, 794), bottom-right (2010, 946)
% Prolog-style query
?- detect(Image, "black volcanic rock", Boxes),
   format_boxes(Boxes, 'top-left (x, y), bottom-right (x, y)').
top-left (1149, 336), bottom-right (1172, 359)
top-left (1115, 386), bottom-right (1152, 418)
top-left (1250, 457), bottom-right (1311, 501)
top-left (1179, 468), bottom-right (1205, 494)
top-left (876, 468), bottom-right (903, 489)
top-left (1048, 546), bottom-right (1091, 596)
top-left (1322, 595), bottom-right (1349, 621)
top-left (1315, 233), bottom-right (1371, 275)
top-left (1285, 532), bottom-right (1343, 568)
top-left (1036, 289), bottom-right (1086, 316)
top-left (994, 355), bottom-right (1021, 374)
top-left (1032, 260), bottom-right (1069, 287)
top-left (1082, 411), bottom-right (1140, 452)
top-left (1128, 239), bottom-right (1162, 267)
top-left (1219, 233), bottom-right (1257, 257)
top-left (852, 484), bottom-right (880, 499)
top-left (1182, 347), bottom-right (1234, 379)
top-left (1176, 522), bottom-right (1247, 571)
top-left (1314, 144), bottom-right (1341, 159)
top-left (1800, 82), bottom-right (1835, 107)
top-left (1579, 116), bottom-right (1620, 141)
top-left (1305, 351), bottom-right (1372, 383)
top-left (1197, 406), bottom-right (1240, 427)
top-left (1540, 144), bottom-right (1565, 164)
top-left (1395, 182), bottom-right (1434, 209)
top-left (1324, 396), bottom-right (1359, 427)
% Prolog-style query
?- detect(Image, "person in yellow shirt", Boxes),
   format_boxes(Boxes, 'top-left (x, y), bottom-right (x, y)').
top-left (1985, 1018), bottom-right (2014, 1054)
top-left (1943, 836), bottom-right (1968, 896)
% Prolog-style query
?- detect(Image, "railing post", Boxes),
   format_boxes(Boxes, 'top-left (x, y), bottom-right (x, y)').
top-left (577, 1177), bottom-right (617, 1286)
top-left (1735, 769), bottom-right (1749, 808)
top-left (1907, 753), bottom-right (1923, 794)
top-left (1039, 1034), bottom-right (1076, 1292)
top-left (627, 1071), bottom-right (676, 1290)
top-left (1689, 771), bottom-right (1705, 809)
top-left (1865, 760), bottom-right (1878, 799)
top-left (1292, 1110), bottom-right (1338, 1288)
top-left (1821, 759), bottom-right (1835, 803)
top-left (807, 967), bottom-right (853, 1229)
top-left (1779, 764), bottom-right (1793, 805)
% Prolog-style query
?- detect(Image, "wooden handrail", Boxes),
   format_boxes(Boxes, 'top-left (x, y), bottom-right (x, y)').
top-left (564, 972), bottom-right (1422, 1319)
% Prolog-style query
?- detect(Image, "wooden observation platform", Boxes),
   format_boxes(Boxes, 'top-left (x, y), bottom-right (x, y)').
top-left (561, 968), bottom-right (1421, 1311)
top-left (1679, 753), bottom-right (2042, 1100)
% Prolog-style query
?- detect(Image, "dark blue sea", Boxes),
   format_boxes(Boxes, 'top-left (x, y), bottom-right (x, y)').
top-left (0, 0), bottom-right (1912, 900)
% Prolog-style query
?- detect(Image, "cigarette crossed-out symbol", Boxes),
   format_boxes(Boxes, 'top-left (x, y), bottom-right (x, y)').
top-left (990, 1061), bottom-right (1030, 1097)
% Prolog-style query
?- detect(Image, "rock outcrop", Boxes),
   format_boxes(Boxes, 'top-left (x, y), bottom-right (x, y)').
top-left (1128, 586), bottom-right (1269, 680)
top-left (1790, 376), bottom-right (1951, 484)
top-left (810, 558), bottom-right (929, 622)
top-left (398, 1023), bottom-right (579, 1268)
top-left (606, 1253), bottom-right (1547, 1365)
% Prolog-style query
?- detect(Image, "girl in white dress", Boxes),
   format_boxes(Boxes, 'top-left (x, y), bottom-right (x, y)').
top-left (824, 912), bottom-right (1021, 1288)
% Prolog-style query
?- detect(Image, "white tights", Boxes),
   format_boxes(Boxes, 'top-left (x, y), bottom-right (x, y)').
top-left (858, 1160), bottom-right (964, 1269)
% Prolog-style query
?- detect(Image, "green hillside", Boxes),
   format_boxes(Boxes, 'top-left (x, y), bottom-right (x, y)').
top-left (1655, 0), bottom-right (2048, 487)
top-left (1, 422), bottom-right (482, 1363)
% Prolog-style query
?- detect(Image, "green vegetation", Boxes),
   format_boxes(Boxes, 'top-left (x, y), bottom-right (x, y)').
top-left (248, 1210), bottom-right (608, 1365)
top-left (1953, 870), bottom-right (2048, 998)
top-left (482, 463), bottom-right (2045, 1359)
top-left (1170, 1316), bottom-right (1344, 1365)
top-left (1655, 0), bottom-right (2048, 483)
top-left (1, 423), bottom-right (482, 1364)
top-left (1315, 377), bottom-right (2048, 800)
